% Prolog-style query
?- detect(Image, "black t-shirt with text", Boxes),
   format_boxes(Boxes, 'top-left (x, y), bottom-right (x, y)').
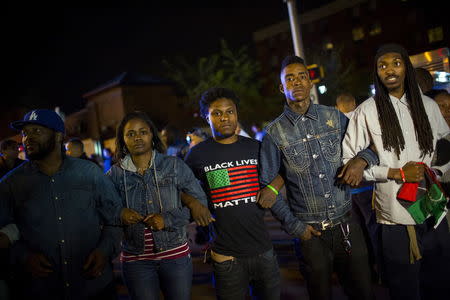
top-left (184, 136), bottom-right (272, 257)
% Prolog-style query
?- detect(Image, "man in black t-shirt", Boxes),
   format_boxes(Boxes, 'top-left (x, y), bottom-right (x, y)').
top-left (185, 87), bottom-right (280, 300)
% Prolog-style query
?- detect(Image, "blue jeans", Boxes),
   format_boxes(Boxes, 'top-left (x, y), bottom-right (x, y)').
top-left (122, 255), bottom-right (193, 300)
top-left (212, 248), bottom-right (280, 300)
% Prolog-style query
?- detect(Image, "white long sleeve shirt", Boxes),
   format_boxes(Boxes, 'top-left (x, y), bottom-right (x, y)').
top-left (343, 94), bottom-right (450, 225)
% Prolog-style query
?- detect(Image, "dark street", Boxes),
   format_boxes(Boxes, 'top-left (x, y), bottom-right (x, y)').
top-left (114, 213), bottom-right (391, 300)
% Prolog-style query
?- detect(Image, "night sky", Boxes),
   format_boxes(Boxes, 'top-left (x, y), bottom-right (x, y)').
top-left (4, 4), bottom-right (298, 115)
top-left (4, 2), bottom-right (338, 116)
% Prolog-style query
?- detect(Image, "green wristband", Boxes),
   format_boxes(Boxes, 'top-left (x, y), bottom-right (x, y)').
top-left (267, 184), bottom-right (279, 195)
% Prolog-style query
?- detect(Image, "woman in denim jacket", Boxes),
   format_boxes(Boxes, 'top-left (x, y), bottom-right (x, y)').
top-left (108, 111), bottom-right (208, 300)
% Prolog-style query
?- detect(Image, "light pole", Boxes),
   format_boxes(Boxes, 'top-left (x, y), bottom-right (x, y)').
top-left (284, 0), bottom-right (320, 104)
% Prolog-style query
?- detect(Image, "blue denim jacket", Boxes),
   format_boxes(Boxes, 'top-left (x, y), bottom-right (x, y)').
top-left (108, 152), bottom-right (208, 254)
top-left (0, 156), bottom-right (123, 299)
top-left (260, 104), bottom-right (378, 236)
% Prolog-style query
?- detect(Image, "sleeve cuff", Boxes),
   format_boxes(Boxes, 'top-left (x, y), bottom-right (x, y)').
top-left (0, 223), bottom-right (19, 244)
top-left (372, 166), bottom-right (390, 181)
top-left (356, 149), bottom-right (378, 167)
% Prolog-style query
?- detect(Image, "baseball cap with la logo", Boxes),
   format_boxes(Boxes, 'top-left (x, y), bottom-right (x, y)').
top-left (10, 109), bottom-right (65, 133)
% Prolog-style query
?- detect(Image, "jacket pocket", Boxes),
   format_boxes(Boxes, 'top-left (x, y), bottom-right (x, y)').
top-left (282, 141), bottom-right (310, 172)
top-left (156, 175), bottom-right (178, 210)
top-left (318, 132), bottom-right (340, 163)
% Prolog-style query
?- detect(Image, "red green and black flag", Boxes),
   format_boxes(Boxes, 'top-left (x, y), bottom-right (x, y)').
top-left (206, 164), bottom-right (260, 204)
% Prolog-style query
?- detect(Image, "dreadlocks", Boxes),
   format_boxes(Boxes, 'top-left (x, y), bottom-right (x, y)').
top-left (373, 43), bottom-right (433, 159)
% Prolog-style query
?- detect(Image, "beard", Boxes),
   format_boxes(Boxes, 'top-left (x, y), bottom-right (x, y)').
top-left (25, 133), bottom-right (56, 160)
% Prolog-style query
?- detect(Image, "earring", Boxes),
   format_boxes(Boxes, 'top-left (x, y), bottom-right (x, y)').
top-left (123, 146), bottom-right (128, 154)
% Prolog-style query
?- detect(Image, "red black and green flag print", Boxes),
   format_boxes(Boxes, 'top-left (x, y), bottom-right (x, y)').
top-left (206, 165), bottom-right (260, 203)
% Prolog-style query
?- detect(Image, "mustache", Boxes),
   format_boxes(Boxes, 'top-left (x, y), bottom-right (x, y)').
top-left (385, 75), bottom-right (399, 80)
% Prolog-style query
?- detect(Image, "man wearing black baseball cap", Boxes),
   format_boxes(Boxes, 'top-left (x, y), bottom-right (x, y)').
top-left (1, 109), bottom-right (129, 299)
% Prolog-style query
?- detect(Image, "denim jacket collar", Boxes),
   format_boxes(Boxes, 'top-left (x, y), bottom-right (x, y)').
top-left (284, 103), bottom-right (319, 125)
top-left (120, 151), bottom-right (156, 173)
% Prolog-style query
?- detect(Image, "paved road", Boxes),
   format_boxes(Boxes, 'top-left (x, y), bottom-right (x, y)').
top-left (114, 213), bottom-right (390, 299)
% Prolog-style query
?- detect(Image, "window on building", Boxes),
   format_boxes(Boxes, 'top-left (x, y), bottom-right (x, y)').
top-left (369, 23), bottom-right (382, 36)
top-left (428, 26), bottom-right (443, 43)
top-left (352, 27), bottom-right (365, 41)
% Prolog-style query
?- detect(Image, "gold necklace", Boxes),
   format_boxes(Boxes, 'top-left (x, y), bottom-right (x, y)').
top-left (136, 152), bottom-right (154, 174)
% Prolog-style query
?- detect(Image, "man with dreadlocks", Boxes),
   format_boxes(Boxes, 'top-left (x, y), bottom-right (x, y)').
top-left (343, 43), bottom-right (450, 300)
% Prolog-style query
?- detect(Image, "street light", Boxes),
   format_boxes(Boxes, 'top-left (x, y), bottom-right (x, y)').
top-left (284, 0), bottom-right (320, 104)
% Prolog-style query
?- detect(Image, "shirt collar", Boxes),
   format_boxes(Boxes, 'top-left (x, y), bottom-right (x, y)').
top-left (389, 93), bottom-right (408, 106)
top-left (283, 103), bottom-right (318, 125)
top-left (26, 155), bottom-right (69, 175)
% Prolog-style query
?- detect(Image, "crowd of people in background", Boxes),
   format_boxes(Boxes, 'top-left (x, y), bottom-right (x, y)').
top-left (1, 43), bottom-right (450, 300)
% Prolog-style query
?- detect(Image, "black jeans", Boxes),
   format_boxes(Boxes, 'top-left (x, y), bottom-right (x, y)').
top-left (379, 218), bottom-right (450, 300)
top-left (295, 218), bottom-right (373, 300)
top-left (212, 248), bottom-right (280, 300)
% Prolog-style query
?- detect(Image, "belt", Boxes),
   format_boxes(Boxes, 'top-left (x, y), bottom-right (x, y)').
top-left (306, 212), bottom-right (351, 231)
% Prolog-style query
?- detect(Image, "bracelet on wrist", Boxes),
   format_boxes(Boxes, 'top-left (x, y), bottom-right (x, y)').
top-left (266, 184), bottom-right (279, 196)
top-left (399, 167), bottom-right (406, 183)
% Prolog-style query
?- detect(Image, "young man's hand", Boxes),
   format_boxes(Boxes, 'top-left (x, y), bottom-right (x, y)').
top-left (25, 252), bottom-right (54, 278)
top-left (257, 186), bottom-right (277, 208)
top-left (300, 225), bottom-right (321, 241)
top-left (83, 248), bottom-right (106, 278)
top-left (181, 192), bottom-right (215, 226)
top-left (338, 157), bottom-right (368, 187)
top-left (144, 214), bottom-right (165, 231)
top-left (402, 161), bottom-right (425, 182)
top-left (189, 201), bottom-right (215, 226)
top-left (121, 208), bottom-right (144, 225)
top-left (388, 161), bottom-right (425, 182)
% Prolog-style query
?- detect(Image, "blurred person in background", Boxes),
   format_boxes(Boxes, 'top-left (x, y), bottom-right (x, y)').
top-left (435, 92), bottom-right (450, 127)
top-left (415, 67), bottom-right (434, 97)
top-left (415, 67), bottom-right (448, 99)
top-left (160, 125), bottom-right (182, 157)
top-left (65, 137), bottom-right (100, 167)
top-left (235, 122), bottom-right (251, 138)
top-left (336, 92), bottom-right (357, 119)
top-left (251, 123), bottom-right (266, 141)
top-left (102, 148), bottom-right (114, 173)
top-left (0, 139), bottom-right (23, 178)
top-left (179, 127), bottom-right (209, 159)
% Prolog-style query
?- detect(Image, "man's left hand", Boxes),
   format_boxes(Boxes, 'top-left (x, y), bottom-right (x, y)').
top-left (338, 157), bottom-right (367, 187)
top-left (83, 249), bottom-right (106, 279)
top-left (257, 186), bottom-right (277, 208)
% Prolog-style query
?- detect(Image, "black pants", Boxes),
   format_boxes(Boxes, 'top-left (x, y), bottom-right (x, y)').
top-left (379, 218), bottom-right (450, 300)
top-left (213, 248), bottom-right (280, 300)
top-left (295, 219), bottom-right (373, 300)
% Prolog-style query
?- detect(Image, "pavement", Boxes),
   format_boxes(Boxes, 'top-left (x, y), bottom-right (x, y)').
top-left (114, 212), bottom-right (391, 299)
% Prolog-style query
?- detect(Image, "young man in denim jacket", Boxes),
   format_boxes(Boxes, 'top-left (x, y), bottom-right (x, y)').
top-left (259, 56), bottom-right (378, 300)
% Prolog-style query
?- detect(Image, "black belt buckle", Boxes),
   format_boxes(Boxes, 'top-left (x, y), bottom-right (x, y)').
top-left (319, 219), bottom-right (333, 230)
